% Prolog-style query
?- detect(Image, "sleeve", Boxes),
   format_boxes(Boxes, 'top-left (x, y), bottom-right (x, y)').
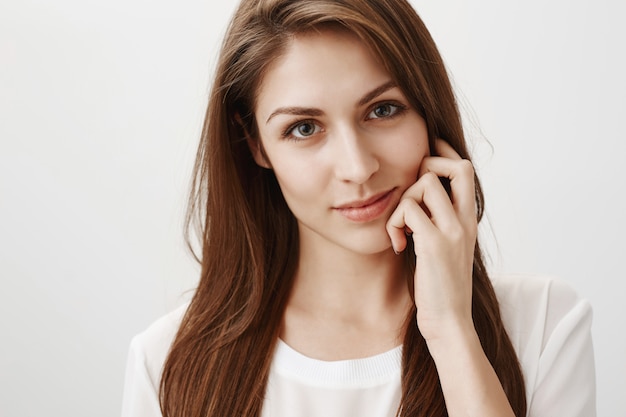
top-left (120, 336), bottom-right (164, 417)
top-left (120, 303), bottom-right (188, 417)
top-left (526, 281), bottom-right (596, 417)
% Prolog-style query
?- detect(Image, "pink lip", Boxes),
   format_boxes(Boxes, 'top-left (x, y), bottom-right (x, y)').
top-left (334, 189), bottom-right (396, 222)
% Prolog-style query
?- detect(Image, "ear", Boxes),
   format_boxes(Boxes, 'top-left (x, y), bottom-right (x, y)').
top-left (247, 136), bottom-right (272, 169)
top-left (235, 113), bottom-right (271, 169)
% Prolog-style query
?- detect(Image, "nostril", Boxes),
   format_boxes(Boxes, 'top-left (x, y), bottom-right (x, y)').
top-left (337, 152), bottom-right (380, 184)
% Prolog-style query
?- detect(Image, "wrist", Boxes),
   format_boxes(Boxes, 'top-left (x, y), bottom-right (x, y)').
top-left (421, 316), bottom-right (481, 361)
top-left (419, 317), bottom-right (516, 417)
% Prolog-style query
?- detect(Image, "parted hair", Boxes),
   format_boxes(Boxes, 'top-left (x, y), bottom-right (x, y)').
top-left (160, 0), bottom-right (527, 416)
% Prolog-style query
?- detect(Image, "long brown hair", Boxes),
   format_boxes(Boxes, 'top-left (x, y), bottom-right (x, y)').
top-left (160, 0), bottom-right (527, 416)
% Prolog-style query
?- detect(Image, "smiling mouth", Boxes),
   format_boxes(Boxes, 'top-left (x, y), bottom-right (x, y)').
top-left (334, 189), bottom-right (396, 222)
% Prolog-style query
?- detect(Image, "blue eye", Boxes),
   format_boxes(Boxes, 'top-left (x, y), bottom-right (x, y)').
top-left (287, 121), bottom-right (322, 139)
top-left (367, 103), bottom-right (403, 119)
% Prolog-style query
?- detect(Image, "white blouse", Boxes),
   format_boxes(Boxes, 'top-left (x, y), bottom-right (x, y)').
top-left (121, 274), bottom-right (596, 417)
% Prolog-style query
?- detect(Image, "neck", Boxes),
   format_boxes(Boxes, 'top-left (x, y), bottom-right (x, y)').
top-left (292, 242), bottom-right (409, 318)
top-left (280, 229), bottom-right (413, 360)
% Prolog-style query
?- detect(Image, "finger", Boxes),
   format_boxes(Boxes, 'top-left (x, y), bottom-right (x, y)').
top-left (418, 156), bottom-right (476, 228)
top-left (434, 139), bottom-right (462, 160)
top-left (386, 210), bottom-right (407, 254)
top-left (401, 172), bottom-right (461, 234)
top-left (432, 140), bottom-right (476, 217)
top-left (386, 197), bottom-right (435, 253)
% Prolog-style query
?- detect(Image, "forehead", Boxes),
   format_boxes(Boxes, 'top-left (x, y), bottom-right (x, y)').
top-left (254, 28), bottom-right (392, 117)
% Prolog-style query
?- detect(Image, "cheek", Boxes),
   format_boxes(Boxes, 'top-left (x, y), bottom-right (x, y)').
top-left (271, 159), bottom-right (322, 202)
top-left (258, 136), bottom-right (331, 211)
top-left (388, 134), bottom-right (429, 177)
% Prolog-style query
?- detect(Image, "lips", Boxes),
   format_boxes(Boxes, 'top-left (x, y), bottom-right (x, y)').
top-left (333, 189), bottom-right (396, 222)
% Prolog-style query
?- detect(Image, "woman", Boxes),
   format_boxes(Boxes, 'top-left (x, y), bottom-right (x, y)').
top-left (122, 0), bottom-right (596, 416)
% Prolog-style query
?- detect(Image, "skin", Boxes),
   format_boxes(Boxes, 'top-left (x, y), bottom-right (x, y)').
top-left (251, 28), bottom-right (515, 417)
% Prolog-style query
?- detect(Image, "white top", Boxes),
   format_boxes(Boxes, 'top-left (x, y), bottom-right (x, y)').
top-left (121, 274), bottom-right (596, 417)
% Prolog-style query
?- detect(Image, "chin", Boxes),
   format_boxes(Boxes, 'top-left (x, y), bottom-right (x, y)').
top-left (341, 233), bottom-right (394, 256)
top-left (355, 245), bottom-right (395, 256)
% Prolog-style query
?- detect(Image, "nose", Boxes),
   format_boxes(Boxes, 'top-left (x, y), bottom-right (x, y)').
top-left (333, 125), bottom-right (379, 184)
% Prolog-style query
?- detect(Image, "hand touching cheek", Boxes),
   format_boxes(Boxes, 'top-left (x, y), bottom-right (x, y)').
top-left (386, 140), bottom-right (478, 342)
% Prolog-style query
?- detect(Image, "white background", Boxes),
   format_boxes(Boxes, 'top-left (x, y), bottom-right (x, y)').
top-left (1, 0), bottom-right (624, 416)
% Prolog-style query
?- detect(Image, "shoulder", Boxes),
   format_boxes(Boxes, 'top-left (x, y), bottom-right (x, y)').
top-left (491, 273), bottom-right (592, 348)
top-left (122, 304), bottom-right (189, 416)
top-left (128, 302), bottom-right (189, 382)
top-left (491, 273), bottom-right (596, 415)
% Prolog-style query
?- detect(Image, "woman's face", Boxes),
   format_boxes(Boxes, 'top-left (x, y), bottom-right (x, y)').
top-left (253, 29), bottom-right (429, 255)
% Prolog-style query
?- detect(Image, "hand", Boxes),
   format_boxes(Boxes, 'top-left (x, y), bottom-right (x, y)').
top-left (386, 139), bottom-right (477, 342)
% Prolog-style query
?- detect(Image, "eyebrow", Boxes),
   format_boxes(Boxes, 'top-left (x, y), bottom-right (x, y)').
top-left (265, 80), bottom-right (398, 124)
top-left (357, 80), bottom-right (397, 107)
top-left (265, 107), bottom-right (324, 124)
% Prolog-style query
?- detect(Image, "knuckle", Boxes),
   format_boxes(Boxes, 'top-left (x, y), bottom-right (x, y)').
top-left (420, 171), bottom-right (439, 185)
top-left (458, 159), bottom-right (474, 175)
top-left (385, 222), bottom-right (397, 234)
top-left (398, 196), bottom-right (419, 210)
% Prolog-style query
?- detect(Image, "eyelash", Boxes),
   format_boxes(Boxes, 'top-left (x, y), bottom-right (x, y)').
top-left (281, 101), bottom-right (408, 141)
top-left (281, 119), bottom-right (319, 140)
top-left (366, 102), bottom-right (407, 120)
